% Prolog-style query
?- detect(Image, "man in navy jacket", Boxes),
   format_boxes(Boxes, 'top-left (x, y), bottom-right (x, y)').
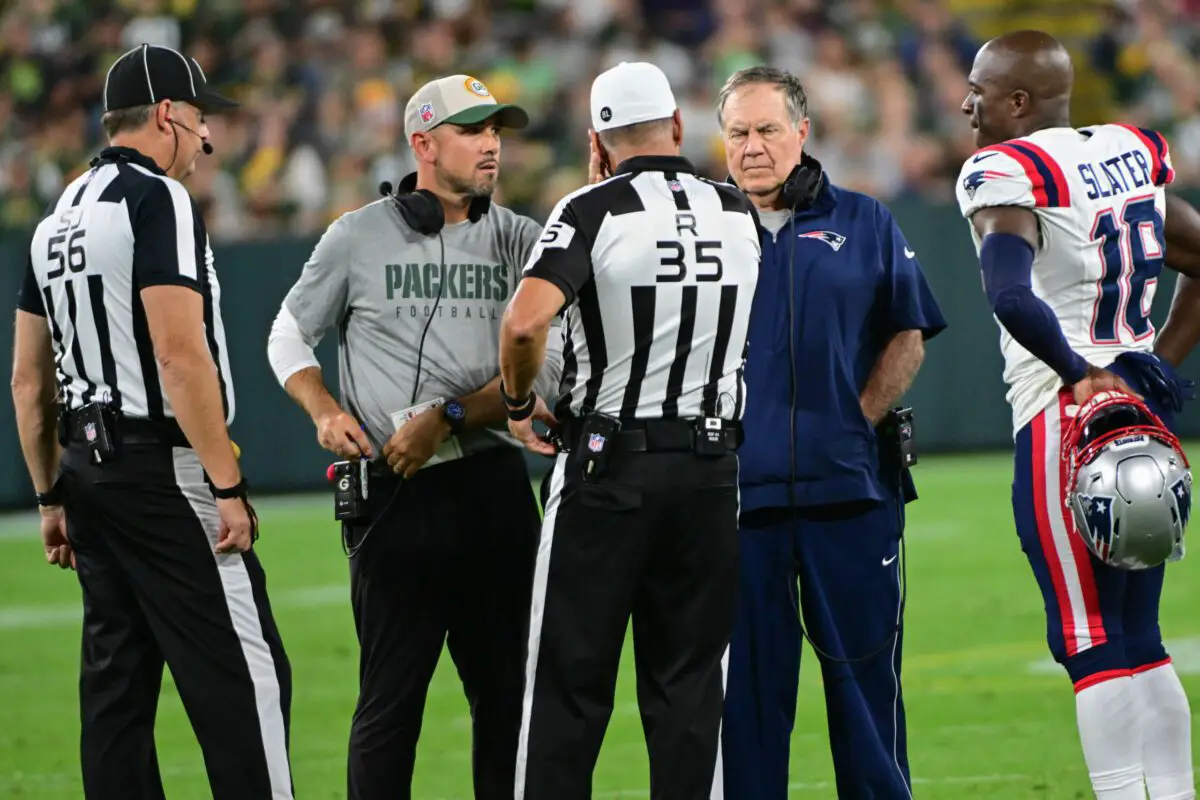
top-left (717, 66), bottom-right (947, 799)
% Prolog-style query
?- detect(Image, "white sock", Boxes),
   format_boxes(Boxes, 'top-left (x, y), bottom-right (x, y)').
top-left (1134, 662), bottom-right (1195, 800)
top-left (1077, 675), bottom-right (1147, 799)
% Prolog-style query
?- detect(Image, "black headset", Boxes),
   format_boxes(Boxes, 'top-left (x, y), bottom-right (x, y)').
top-left (380, 172), bottom-right (491, 235)
top-left (775, 152), bottom-right (825, 210)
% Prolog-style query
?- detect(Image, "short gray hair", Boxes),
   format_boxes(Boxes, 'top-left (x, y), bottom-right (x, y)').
top-left (716, 66), bottom-right (808, 129)
top-left (101, 104), bottom-right (156, 138)
top-left (596, 117), bottom-right (673, 150)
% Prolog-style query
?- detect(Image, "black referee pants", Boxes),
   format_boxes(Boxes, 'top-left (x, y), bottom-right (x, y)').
top-left (60, 441), bottom-right (293, 800)
top-left (516, 447), bottom-right (740, 800)
top-left (343, 446), bottom-right (540, 800)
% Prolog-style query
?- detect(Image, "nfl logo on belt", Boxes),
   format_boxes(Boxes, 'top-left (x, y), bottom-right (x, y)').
top-left (419, 102), bottom-right (434, 123)
top-left (84, 422), bottom-right (97, 442)
top-left (588, 433), bottom-right (606, 453)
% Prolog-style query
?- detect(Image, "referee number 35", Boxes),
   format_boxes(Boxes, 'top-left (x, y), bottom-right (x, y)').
top-left (47, 210), bottom-right (88, 279)
top-left (655, 240), bottom-right (723, 283)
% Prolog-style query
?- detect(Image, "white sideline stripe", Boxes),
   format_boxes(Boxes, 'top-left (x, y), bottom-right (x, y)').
top-left (172, 448), bottom-right (292, 799)
top-left (0, 583), bottom-right (347, 630)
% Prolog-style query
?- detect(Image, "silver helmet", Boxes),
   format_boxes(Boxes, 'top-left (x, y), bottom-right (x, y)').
top-left (1063, 390), bottom-right (1192, 570)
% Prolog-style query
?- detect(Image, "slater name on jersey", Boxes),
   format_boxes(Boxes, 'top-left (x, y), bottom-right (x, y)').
top-left (1078, 150), bottom-right (1155, 200)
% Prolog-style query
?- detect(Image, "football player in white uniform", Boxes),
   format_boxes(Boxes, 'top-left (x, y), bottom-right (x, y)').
top-left (955, 30), bottom-right (1200, 800)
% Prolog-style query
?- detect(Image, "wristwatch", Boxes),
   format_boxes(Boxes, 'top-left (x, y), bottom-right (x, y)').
top-left (443, 400), bottom-right (466, 435)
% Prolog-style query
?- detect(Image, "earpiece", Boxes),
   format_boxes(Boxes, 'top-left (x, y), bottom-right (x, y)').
top-left (381, 175), bottom-right (491, 235)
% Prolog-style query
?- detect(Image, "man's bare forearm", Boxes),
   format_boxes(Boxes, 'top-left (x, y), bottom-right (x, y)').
top-left (283, 366), bottom-right (343, 423)
top-left (159, 350), bottom-right (241, 488)
top-left (1154, 274), bottom-right (1200, 368)
top-left (13, 311), bottom-right (61, 495)
top-left (499, 327), bottom-right (548, 402)
top-left (12, 385), bottom-right (59, 493)
top-left (459, 375), bottom-right (507, 428)
top-left (860, 330), bottom-right (925, 425)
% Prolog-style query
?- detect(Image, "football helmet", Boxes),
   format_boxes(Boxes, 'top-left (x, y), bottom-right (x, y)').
top-left (1063, 390), bottom-right (1191, 570)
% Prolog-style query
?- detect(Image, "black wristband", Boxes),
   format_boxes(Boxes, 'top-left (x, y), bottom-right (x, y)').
top-left (36, 485), bottom-right (61, 507)
top-left (507, 395), bottom-right (536, 422)
top-left (210, 477), bottom-right (248, 500)
top-left (499, 380), bottom-right (532, 409)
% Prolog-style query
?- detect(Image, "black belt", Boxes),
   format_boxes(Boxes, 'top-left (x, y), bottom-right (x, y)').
top-left (558, 416), bottom-right (741, 454)
top-left (61, 410), bottom-right (189, 449)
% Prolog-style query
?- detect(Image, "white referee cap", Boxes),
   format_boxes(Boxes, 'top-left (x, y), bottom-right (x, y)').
top-left (590, 61), bottom-right (677, 132)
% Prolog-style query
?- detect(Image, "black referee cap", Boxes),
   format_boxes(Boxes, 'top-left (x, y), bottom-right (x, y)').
top-left (103, 44), bottom-right (238, 114)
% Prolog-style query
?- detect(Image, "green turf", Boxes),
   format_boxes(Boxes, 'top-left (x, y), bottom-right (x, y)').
top-left (1, 449), bottom-right (1197, 799)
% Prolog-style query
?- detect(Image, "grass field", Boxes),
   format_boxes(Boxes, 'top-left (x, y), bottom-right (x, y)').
top-left (1, 449), bottom-right (1198, 799)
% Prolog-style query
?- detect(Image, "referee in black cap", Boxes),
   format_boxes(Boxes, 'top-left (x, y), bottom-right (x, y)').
top-left (10, 45), bottom-right (294, 799)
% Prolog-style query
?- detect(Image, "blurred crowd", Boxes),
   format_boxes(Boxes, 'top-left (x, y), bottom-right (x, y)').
top-left (2, 0), bottom-right (1200, 241)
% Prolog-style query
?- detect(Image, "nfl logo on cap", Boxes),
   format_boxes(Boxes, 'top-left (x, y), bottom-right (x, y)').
top-left (588, 433), bottom-right (606, 453)
top-left (419, 102), bottom-right (434, 123)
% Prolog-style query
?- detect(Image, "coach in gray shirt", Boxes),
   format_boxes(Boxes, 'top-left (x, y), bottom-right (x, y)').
top-left (267, 74), bottom-right (559, 800)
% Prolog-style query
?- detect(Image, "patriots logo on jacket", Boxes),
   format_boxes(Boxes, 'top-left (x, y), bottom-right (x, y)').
top-left (962, 169), bottom-right (1008, 200)
top-left (1079, 493), bottom-right (1116, 561)
top-left (797, 230), bottom-right (846, 251)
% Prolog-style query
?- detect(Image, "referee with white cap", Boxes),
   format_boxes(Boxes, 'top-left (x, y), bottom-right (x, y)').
top-left (499, 61), bottom-right (761, 799)
top-left (10, 45), bottom-right (293, 799)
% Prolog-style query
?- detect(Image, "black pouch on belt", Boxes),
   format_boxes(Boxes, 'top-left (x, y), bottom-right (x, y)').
top-left (575, 411), bottom-right (622, 481)
top-left (76, 402), bottom-right (120, 464)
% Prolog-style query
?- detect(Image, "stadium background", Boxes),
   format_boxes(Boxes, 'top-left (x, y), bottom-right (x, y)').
top-left (2, 0), bottom-right (1200, 797)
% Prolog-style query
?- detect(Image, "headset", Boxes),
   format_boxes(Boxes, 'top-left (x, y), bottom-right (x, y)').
top-left (778, 154), bottom-right (909, 666)
top-left (339, 175), bottom-right (490, 558)
top-left (163, 113), bottom-right (213, 177)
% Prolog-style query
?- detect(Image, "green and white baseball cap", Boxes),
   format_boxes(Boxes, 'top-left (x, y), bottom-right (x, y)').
top-left (404, 74), bottom-right (529, 141)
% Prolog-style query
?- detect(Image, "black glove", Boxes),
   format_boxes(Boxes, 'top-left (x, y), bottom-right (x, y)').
top-left (1113, 351), bottom-right (1195, 413)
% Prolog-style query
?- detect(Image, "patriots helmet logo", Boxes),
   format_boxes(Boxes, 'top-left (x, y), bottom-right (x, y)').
top-left (1171, 477), bottom-right (1191, 530)
top-left (798, 230), bottom-right (847, 251)
top-left (1079, 493), bottom-right (1116, 562)
top-left (963, 169), bottom-right (1008, 200)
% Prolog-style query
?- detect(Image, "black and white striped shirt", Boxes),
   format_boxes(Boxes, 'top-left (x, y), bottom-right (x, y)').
top-left (16, 146), bottom-right (234, 422)
top-left (523, 155), bottom-right (760, 421)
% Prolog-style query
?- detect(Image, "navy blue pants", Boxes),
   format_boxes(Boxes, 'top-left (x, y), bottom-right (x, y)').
top-left (1012, 387), bottom-right (1171, 691)
top-left (721, 496), bottom-right (912, 800)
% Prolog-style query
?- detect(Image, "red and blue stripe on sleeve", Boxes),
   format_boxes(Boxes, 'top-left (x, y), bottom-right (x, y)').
top-left (979, 141), bottom-right (1072, 208)
top-left (1113, 124), bottom-right (1175, 187)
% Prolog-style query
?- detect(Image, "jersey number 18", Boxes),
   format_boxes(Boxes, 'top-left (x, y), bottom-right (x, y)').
top-left (1090, 195), bottom-right (1163, 343)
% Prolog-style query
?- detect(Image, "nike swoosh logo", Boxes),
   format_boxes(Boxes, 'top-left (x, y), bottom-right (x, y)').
top-left (882, 554), bottom-right (898, 566)
top-left (904, 247), bottom-right (916, 258)
top-left (973, 152), bottom-right (999, 162)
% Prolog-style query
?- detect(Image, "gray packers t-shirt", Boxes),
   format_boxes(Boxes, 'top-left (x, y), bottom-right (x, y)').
top-left (283, 196), bottom-right (557, 457)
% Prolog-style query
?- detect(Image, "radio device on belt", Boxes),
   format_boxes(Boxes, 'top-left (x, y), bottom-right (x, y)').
top-left (880, 406), bottom-right (917, 468)
top-left (576, 411), bottom-right (621, 480)
top-left (692, 417), bottom-right (728, 458)
top-left (330, 458), bottom-right (370, 522)
top-left (72, 402), bottom-right (120, 464)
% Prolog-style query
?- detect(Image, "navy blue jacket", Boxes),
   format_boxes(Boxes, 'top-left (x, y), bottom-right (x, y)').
top-left (738, 168), bottom-right (947, 513)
